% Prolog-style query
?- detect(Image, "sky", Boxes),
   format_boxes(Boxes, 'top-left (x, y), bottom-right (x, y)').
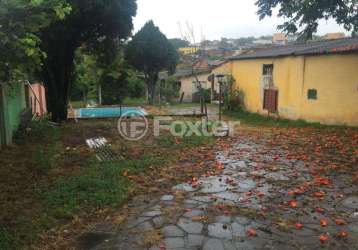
top-left (133, 0), bottom-right (347, 40)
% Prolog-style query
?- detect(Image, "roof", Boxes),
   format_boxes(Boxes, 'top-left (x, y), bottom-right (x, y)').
top-left (230, 37), bottom-right (358, 60)
top-left (174, 68), bottom-right (211, 79)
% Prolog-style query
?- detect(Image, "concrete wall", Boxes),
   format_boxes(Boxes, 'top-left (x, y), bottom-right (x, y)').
top-left (214, 53), bottom-right (358, 126)
top-left (178, 72), bottom-right (211, 102)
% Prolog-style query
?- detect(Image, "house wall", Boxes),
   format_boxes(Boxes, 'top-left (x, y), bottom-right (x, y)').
top-left (0, 82), bottom-right (27, 147)
top-left (300, 54), bottom-right (358, 126)
top-left (179, 73), bottom-right (211, 102)
top-left (214, 53), bottom-right (358, 126)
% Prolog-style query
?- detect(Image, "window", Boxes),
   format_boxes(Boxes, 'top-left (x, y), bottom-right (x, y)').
top-left (263, 64), bottom-right (274, 76)
top-left (262, 64), bottom-right (274, 88)
top-left (307, 89), bottom-right (318, 100)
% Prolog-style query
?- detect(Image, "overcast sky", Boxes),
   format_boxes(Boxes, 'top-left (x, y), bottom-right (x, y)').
top-left (133, 0), bottom-right (347, 40)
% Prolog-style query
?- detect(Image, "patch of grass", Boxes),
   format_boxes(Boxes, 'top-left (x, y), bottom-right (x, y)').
top-left (0, 227), bottom-right (18, 250)
top-left (43, 160), bottom-right (131, 219)
top-left (123, 97), bottom-right (147, 106)
top-left (224, 109), bottom-right (326, 128)
top-left (155, 133), bottom-right (215, 148)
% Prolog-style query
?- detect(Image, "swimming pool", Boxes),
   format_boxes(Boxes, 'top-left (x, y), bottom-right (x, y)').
top-left (74, 107), bottom-right (148, 119)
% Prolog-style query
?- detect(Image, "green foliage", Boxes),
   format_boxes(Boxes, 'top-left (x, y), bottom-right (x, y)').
top-left (160, 76), bottom-right (180, 103)
top-left (125, 21), bottom-right (179, 104)
top-left (169, 38), bottom-right (190, 49)
top-left (72, 49), bottom-right (102, 103)
top-left (101, 54), bottom-right (131, 105)
top-left (225, 109), bottom-right (325, 128)
top-left (39, 0), bottom-right (137, 121)
top-left (256, 0), bottom-right (358, 40)
top-left (0, 0), bottom-right (71, 82)
top-left (127, 73), bottom-right (146, 98)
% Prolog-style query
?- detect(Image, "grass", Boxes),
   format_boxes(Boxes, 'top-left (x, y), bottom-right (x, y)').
top-left (0, 117), bottom-right (216, 249)
top-left (122, 97), bottom-right (147, 106)
top-left (43, 160), bottom-right (132, 219)
top-left (224, 109), bottom-right (328, 128)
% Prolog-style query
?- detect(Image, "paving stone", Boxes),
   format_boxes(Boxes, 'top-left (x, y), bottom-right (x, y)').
top-left (222, 240), bottom-right (237, 250)
top-left (178, 218), bottom-right (203, 234)
top-left (162, 225), bottom-right (185, 237)
top-left (183, 209), bottom-right (205, 218)
top-left (233, 216), bottom-right (249, 225)
top-left (161, 195), bottom-right (174, 201)
top-left (152, 216), bottom-right (165, 228)
top-left (127, 217), bottom-right (151, 229)
top-left (143, 210), bottom-right (162, 217)
top-left (215, 216), bottom-right (232, 223)
top-left (192, 196), bottom-right (212, 203)
top-left (231, 223), bottom-right (246, 237)
top-left (186, 234), bottom-right (205, 247)
top-left (203, 238), bottom-right (225, 250)
top-left (208, 223), bottom-right (232, 239)
top-left (135, 221), bottom-right (153, 231)
top-left (341, 196), bottom-right (358, 210)
top-left (164, 237), bottom-right (185, 249)
top-left (173, 183), bottom-right (197, 192)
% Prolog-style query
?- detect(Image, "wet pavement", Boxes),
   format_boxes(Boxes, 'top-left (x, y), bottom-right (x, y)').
top-left (86, 136), bottom-right (358, 250)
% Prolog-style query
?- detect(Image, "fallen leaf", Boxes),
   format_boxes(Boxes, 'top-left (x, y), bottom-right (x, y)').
top-left (319, 234), bottom-right (329, 243)
top-left (247, 228), bottom-right (257, 237)
top-left (338, 231), bottom-right (348, 238)
top-left (320, 219), bottom-right (328, 227)
top-left (289, 200), bottom-right (298, 208)
top-left (314, 191), bottom-right (326, 198)
top-left (335, 219), bottom-right (347, 225)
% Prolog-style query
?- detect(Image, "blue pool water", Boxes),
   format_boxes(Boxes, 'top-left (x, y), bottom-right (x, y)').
top-left (78, 107), bottom-right (147, 118)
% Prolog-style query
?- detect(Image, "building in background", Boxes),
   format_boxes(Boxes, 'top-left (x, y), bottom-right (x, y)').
top-left (213, 37), bottom-right (358, 126)
top-left (273, 33), bottom-right (288, 45)
top-left (323, 33), bottom-right (346, 40)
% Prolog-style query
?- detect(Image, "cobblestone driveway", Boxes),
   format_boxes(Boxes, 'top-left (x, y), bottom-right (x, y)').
top-left (86, 135), bottom-right (358, 250)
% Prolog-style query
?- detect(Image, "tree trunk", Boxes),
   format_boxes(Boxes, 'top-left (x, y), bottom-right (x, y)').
top-left (42, 46), bottom-right (75, 123)
top-left (146, 73), bottom-right (158, 105)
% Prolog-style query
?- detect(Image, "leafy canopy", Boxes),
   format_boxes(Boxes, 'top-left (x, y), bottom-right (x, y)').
top-left (0, 0), bottom-right (71, 82)
top-left (125, 21), bottom-right (178, 77)
top-left (256, 0), bottom-right (358, 40)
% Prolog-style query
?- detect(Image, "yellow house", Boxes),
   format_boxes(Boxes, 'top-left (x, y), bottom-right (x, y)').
top-left (213, 38), bottom-right (358, 126)
top-left (178, 47), bottom-right (199, 55)
top-left (175, 69), bottom-right (213, 102)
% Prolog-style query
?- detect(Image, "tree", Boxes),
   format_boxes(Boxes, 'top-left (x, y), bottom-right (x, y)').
top-left (169, 38), bottom-right (190, 49)
top-left (256, 0), bottom-right (358, 40)
top-left (72, 49), bottom-right (102, 105)
top-left (125, 21), bottom-right (178, 104)
top-left (0, 0), bottom-right (71, 83)
top-left (39, 0), bottom-right (137, 122)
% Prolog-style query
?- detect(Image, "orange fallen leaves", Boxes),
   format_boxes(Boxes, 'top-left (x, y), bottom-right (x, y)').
top-left (215, 161), bottom-right (224, 170)
top-left (122, 170), bottom-right (129, 177)
top-left (315, 207), bottom-right (325, 213)
top-left (289, 200), bottom-right (298, 208)
top-left (338, 231), bottom-right (348, 238)
top-left (334, 219), bottom-right (347, 225)
top-left (314, 191), bottom-right (326, 198)
top-left (247, 228), bottom-right (257, 237)
top-left (320, 219), bottom-right (328, 227)
top-left (319, 234), bottom-right (329, 243)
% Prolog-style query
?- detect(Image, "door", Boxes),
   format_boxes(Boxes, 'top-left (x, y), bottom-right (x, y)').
top-left (263, 89), bottom-right (278, 113)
